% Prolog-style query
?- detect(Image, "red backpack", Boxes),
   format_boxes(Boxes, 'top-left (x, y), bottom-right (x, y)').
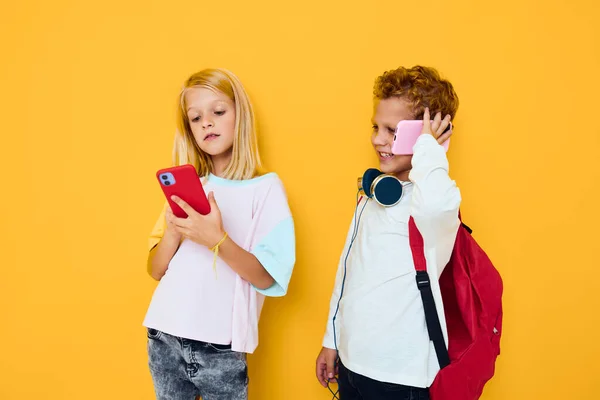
top-left (408, 215), bottom-right (503, 400)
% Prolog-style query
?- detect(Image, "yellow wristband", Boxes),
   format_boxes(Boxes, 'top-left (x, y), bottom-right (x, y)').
top-left (210, 232), bottom-right (228, 278)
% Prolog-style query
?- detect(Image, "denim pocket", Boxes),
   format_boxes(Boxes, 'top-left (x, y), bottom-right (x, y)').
top-left (206, 342), bottom-right (233, 353)
top-left (381, 382), bottom-right (412, 399)
top-left (147, 328), bottom-right (162, 340)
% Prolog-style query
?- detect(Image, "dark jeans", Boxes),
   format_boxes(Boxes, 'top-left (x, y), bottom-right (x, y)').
top-left (147, 328), bottom-right (248, 400)
top-left (338, 361), bottom-right (430, 400)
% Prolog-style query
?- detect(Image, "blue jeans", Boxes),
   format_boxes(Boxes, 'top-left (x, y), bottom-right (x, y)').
top-left (338, 361), bottom-right (430, 400)
top-left (147, 328), bottom-right (248, 400)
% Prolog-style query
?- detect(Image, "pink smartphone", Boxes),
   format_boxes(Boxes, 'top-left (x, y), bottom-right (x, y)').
top-left (391, 120), bottom-right (452, 155)
top-left (156, 164), bottom-right (211, 218)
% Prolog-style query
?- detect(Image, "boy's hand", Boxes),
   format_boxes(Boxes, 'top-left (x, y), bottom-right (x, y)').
top-left (421, 107), bottom-right (453, 145)
top-left (316, 347), bottom-right (338, 387)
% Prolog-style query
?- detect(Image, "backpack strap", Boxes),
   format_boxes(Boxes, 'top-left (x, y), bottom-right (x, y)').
top-left (408, 216), bottom-right (451, 369)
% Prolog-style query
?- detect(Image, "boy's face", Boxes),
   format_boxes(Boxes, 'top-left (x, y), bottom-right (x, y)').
top-left (371, 97), bottom-right (414, 180)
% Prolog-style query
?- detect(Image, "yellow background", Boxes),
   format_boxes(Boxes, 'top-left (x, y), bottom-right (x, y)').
top-left (1, 0), bottom-right (599, 398)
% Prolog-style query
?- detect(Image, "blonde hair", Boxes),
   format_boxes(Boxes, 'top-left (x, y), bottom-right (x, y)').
top-left (173, 68), bottom-right (262, 180)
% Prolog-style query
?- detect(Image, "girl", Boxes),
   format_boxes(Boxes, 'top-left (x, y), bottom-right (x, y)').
top-left (143, 68), bottom-right (295, 400)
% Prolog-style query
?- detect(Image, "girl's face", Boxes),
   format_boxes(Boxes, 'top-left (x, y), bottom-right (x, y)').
top-left (185, 87), bottom-right (236, 159)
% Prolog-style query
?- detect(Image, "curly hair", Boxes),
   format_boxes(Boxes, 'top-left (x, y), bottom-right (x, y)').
top-left (373, 66), bottom-right (459, 119)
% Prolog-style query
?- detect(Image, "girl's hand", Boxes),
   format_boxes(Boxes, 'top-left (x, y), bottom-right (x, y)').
top-left (170, 192), bottom-right (226, 249)
top-left (164, 206), bottom-right (182, 241)
top-left (421, 107), bottom-right (453, 145)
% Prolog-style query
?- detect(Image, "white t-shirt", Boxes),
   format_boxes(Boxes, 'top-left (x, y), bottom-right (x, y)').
top-left (144, 172), bottom-right (296, 353)
top-left (323, 134), bottom-right (462, 388)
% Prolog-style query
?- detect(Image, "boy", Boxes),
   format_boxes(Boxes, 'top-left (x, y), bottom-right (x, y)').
top-left (315, 66), bottom-right (462, 399)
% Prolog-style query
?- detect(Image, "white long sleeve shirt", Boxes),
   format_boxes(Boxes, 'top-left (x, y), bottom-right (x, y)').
top-left (322, 134), bottom-right (462, 388)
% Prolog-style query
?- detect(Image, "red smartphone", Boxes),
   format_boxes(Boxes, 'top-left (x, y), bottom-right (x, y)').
top-left (156, 164), bottom-right (211, 218)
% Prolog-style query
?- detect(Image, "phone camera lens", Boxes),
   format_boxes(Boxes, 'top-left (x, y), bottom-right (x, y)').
top-left (164, 181), bottom-right (171, 186)
top-left (161, 175), bottom-right (168, 180)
